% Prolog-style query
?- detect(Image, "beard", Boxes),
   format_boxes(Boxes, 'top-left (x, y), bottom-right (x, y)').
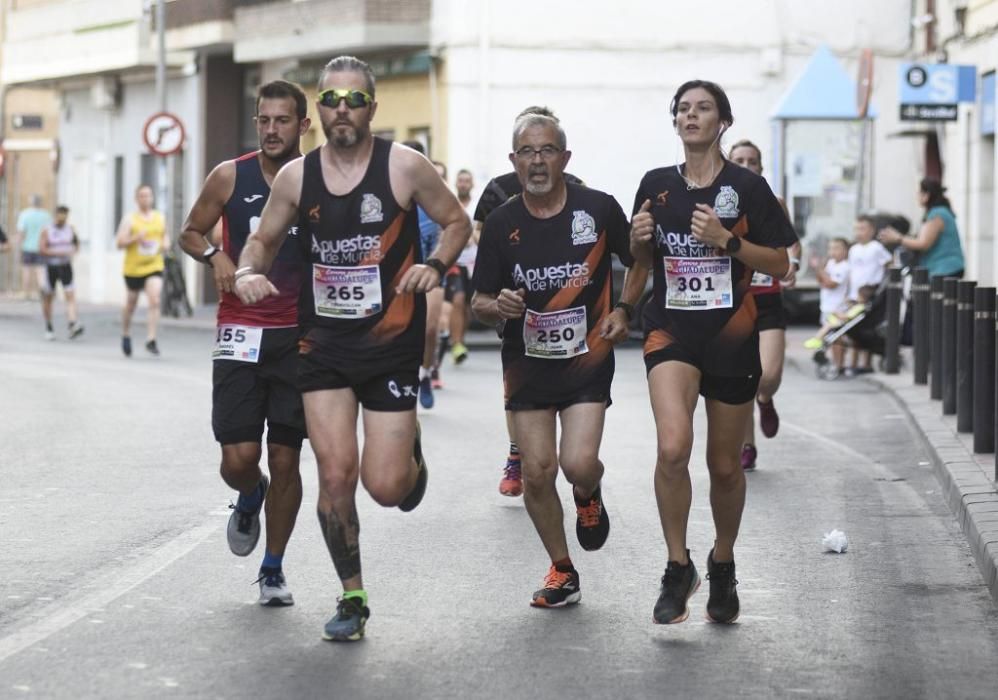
top-left (261, 139), bottom-right (296, 163)
top-left (323, 119), bottom-right (367, 148)
top-left (524, 169), bottom-right (553, 195)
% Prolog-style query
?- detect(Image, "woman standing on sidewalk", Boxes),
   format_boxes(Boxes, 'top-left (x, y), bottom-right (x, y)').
top-left (727, 140), bottom-right (801, 471)
top-left (878, 178), bottom-right (964, 279)
top-left (630, 80), bottom-right (797, 625)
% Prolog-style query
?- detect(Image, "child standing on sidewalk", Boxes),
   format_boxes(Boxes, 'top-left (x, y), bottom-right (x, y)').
top-left (805, 238), bottom-right (851, 373)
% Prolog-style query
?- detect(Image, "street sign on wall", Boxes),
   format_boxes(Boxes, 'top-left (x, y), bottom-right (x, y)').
top-left (899, 63), bottom-right (977, 121)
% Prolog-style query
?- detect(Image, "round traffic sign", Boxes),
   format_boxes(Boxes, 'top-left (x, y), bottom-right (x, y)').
top-left (143, 111), bottom-right (186, 156)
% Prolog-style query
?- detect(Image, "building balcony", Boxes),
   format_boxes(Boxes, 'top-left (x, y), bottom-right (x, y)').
top-left (231, 0), bottom-right (430, 63)
top-left (1, 0), bottom-right (236, 86)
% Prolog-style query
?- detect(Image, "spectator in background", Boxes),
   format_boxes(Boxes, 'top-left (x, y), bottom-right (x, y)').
top-left (804, 237), bottom-right (852, 374)
top-left (16, 194), bottom-right (52, 299)
top-left (0, 223), bottom-right (9, 251)
top-left (847, 214), bottom-right (891, 375)
top-left (878, 178), bottom-right (965, 279)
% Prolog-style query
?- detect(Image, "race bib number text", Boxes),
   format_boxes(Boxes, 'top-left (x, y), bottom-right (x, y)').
top-left (212, 325), bottom-right (263, 363)
top-left (664, 256), bottom-right (733, 310)
top-left (523, 306), bottom-right (589, 359)
top-left (313, 264), bottom-right (382, 318)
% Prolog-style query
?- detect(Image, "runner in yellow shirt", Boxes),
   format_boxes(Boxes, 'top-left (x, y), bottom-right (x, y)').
top-left (116, 184), bottom-right (169, 356)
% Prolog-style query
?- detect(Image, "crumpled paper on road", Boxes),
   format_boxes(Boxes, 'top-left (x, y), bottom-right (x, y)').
top-left (822, 529), bottom-right (848, 553)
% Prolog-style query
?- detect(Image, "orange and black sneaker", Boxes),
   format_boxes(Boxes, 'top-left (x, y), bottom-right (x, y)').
top-left (530, 564), bottom-right (581, 608)
top-left (575, 485), bottom-right (610, 551)
top-left (498, 454), bottom-right (522, 497)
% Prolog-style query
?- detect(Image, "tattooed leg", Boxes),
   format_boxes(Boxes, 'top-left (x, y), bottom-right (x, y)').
top-left (317, 504), bottom-right (362, 589)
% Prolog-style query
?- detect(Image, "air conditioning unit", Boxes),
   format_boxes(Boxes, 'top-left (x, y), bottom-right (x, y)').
top-left (91, 76), bottom-right (121, 111)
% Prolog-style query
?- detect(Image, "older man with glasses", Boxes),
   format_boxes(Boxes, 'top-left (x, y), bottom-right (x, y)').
top-left (471, 112), bottom-right (649, 608)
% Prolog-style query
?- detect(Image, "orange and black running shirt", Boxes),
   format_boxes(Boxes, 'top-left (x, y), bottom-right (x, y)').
top-left (296, 138), bottom-right (425, 364)
top-left (219, 151), bottom-right (301, 328)
top-left (634, 161), bottom-right (797, 377)
top-left (473, 183), bottom-right (634, 402)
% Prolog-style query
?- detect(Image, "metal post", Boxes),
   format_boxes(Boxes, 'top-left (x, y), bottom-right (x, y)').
top-left (930, 276), bottom-right (945, 399)
top-left (973, 288), bottom-right (995, 453)
top-left (912, 268), bottom-right (930, 384)
top-left (942, 277), bottom-right (959, 415)
top-left (956, 280), bottom-right (977, 432)
top-left (155, 0), bottom-right (168, 230)
top-left (884, 267), bottom-right (903, 374)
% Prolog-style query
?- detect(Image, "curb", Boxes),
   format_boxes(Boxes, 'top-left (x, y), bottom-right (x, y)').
top-left (862, 371), bottom-right (998, 603)
top-left (784, 340), bottom-right (998, 603)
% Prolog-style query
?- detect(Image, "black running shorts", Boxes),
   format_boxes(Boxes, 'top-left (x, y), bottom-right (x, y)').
top-left (212, 326), bottom-right (306, 448)
top-left (45, 263), bottom-right (74, 292)
top-left (124, 271), bottom-right (163, 292)
top-left (644, 343), bottom-right (759, 405)
top-left (298, 351), bottom-right (420, 412)
top-left (754, 292), bottom-right (787, 332)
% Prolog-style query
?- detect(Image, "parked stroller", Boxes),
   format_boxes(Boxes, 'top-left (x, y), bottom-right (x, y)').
top-left (811, 271), bottom-right (903, 379)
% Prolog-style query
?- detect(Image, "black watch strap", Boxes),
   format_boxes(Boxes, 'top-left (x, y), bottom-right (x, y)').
top-left (425, 257), bottom-right (448, 278)
top-left (614, 301), bottom-right (635, 321)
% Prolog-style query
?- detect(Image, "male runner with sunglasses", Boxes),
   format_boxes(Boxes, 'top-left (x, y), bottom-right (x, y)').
top-left (179, 80), bottom-right (311, 605)
top-left (472, 112), bottom-right (648, 607)
top-left (234, 56), bottom-right (470, 641)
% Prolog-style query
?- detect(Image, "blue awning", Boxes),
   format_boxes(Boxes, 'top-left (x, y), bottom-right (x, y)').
top-left (772, 45), bottom-right (876, 120)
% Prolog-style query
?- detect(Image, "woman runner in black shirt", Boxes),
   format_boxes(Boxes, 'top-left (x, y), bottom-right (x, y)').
top-left (630, 80), bottom-right (797, 625)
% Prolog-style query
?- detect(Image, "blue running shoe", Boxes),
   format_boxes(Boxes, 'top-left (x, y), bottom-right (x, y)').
top-left (322, 597), bottom-right (370, 642)
top-left (419, 375), bottom-right (434, 409)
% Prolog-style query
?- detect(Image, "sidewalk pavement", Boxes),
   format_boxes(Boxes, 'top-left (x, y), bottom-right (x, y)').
top-left (784, 329), bottom-right (998, 603)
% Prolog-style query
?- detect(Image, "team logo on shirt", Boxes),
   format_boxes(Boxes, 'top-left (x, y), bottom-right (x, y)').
top-left (309, 205), bottom-right (321, 222)
top-left (656, 191), bottom-right (669, 206)
top-left (571, 210), bottom-right (597, 246)
top-left (360, 194), bottom-right (384, 224)
top-left (713, 186), bottom-right (740, 218)
top-left (509, 228), bottom-right (521, 245)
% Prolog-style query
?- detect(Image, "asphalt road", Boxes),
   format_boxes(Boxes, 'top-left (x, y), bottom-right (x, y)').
top-left (2, 302), bottom-right (997, 699)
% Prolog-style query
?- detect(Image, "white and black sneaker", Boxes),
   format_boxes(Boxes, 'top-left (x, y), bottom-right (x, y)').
top-left (227, 475), bottom-right (268, 557)
top-left (256, 567), bottom-right (294, 607)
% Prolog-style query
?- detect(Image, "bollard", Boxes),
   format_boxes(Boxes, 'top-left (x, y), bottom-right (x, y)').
top-left (956, 280), bottom-right (977, 432)
top-left (884, 268), bottom-right (903, 374)
top-left (941, 277), bottom-right (959, 415)
top-left (973, 288), bottom-right (995, 453)
top-left (930, 276), bottom-right (946, 399)
top-left (912, 268), bottom-right (931, 384)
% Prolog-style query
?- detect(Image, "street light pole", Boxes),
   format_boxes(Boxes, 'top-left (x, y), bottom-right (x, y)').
top-left (154, 0), bottom-right (168, 239)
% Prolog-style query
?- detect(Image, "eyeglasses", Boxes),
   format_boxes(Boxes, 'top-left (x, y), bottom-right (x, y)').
top-left (318, 88), bottom-right (373, 109)
top-left (514, 145), bottom-right (562, 160)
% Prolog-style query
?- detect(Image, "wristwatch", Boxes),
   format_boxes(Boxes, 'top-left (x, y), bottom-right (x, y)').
top-left (424, 257), bottom-right (448, 278)
top-left (614, 301), bottom-right (635, 322)
top-left (725, 235), bottom-right (742, 255)
top-left (202, 245), bottom-right (220, 267)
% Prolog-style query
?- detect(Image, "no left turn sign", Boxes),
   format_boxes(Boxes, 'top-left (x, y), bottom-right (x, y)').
top-left (143, 111), bottom-right (185, 156)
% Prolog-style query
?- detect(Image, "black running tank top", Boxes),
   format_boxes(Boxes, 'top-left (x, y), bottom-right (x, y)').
top-left (297, 138), bottom-right (425, 358)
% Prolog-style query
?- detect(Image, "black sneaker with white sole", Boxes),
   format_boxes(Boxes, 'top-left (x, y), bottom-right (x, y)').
top-left (653, 550), bottom-right (700, 624)
top-left (705, 548), bottom-right (739, 623)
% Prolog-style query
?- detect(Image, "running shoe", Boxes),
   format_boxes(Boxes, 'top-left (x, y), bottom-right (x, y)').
top-left (451, 341), bottom-right (468, 365)
top-left (122, 336), bottom-right (132, 357)
top-left (227, 474), bottom-right (269, 557)
top-left (853, 366), bottom-right (875, 375)
top-left (757, 398), bottom-right (779, 438)
top-left (653, 551), bottom-right (699, 624)
top-left (145, 339), bottom-right (160, 356)
top-left (498, 456), bottom-right (523, 497)
top-left (530, 564), bottom-right (581, 608)
top-left (418, 375), bottom-right (434, 409)
top-left (803, 337), bottom-right (822, 350)
top-left (322, 596), bottom-right (370, 642)
top-left (69, 323), bottom-right (84, 340)
top-left (398, 422), bottom-right (428, 512)
top-left (44, 329), bottom-right (55, 341)
top-left (740, 444), bottom-right (757, 472)
top-left (705, 549), bottom-right (739, 623)
top-left (256, 567), bottom-right (294, 607)
top-left (430, 367), bottom-right (443, 390)
top-left (575, 485), bottom-right (610, 551)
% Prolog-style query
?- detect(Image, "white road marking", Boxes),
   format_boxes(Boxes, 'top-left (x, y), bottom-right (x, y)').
top-left (0, 521), bottom-right (219, 664)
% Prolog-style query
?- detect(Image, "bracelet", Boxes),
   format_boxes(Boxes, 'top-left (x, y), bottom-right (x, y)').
top-left (614, 301), bottom-right (635, 321)
top-left (234, 266), bottom-right (255, 280)
top-left (424, 257), bottom-right (448, 278)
